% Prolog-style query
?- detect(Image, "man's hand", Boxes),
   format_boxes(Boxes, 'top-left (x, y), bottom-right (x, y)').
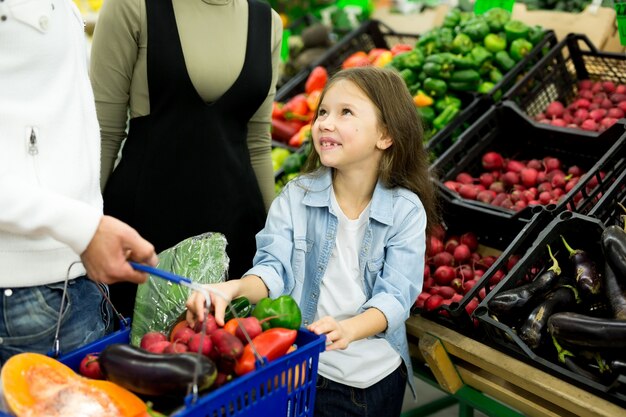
top-left (80, 215), bottom-right (158, 284)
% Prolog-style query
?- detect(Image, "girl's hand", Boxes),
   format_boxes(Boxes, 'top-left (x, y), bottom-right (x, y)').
top-left (307, 316), bottom-right (353, 351)
top-left (185, 281), bottom-right (240, 327)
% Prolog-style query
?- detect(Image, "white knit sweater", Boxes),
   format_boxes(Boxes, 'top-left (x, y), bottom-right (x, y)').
top-left (0, 0), bottom-right (103, 287)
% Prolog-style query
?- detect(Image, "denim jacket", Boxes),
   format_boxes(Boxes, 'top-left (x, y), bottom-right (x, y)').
top-left (246, 168), bottom-right (426, 396)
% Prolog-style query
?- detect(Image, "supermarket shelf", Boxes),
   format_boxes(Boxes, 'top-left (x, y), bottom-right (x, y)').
top-left (406, 315), bottom-right (626, 417)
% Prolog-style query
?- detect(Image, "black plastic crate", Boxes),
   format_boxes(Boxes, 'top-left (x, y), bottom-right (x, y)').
top-left (276, 19), bottom-right (419, 102)
top-left (504, 33), bottom-right (626, 134)
top-left (430, 101), bottom-right (626, 228)
top-left (474, 211), bottom-right (626, 407)
top-left (414, 198), bottom-right (554, 337)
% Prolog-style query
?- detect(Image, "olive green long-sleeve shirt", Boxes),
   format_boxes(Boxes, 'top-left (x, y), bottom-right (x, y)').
top-left (90, 0), bottom-right (283, 210)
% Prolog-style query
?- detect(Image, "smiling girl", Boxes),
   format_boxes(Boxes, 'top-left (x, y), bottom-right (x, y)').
top-left (187, 66), bottom-right (439, 416)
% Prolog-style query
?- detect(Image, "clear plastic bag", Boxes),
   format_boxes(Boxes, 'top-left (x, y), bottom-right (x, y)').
top-left (129, 232), bottom-right (229, 346)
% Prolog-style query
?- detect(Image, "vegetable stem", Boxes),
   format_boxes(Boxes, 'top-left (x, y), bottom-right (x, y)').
top-left (547, 244), bottom-right (561, 275)
top-left (560, 235), bottom-right (577, 257)
top-left (551, 334), bottom-right (574, 363)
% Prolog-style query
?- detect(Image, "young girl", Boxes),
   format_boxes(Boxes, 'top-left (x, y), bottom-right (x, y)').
top-left (186, 66), bottom-right (439, 417)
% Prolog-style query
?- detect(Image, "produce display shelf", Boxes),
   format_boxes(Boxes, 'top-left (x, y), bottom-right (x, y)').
top-left (503, 33), bottom-right (626, 131)
top-left (0, 325), bottom-right (326, 417)
top-left (430, 101), bottom-right (626, 227)
top-left (406, 315), bottom-right (626, 417)
top-left (475, 207), bottom-right (626, 407)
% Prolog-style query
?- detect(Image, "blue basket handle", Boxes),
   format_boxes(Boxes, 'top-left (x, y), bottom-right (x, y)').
top-left (130, 262), bottom-right (194, 286)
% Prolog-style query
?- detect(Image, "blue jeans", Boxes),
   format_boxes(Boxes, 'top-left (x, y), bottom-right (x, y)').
top-left (314, 363), bottom-right (408, 417)
top-left (0, 276), bottom-right (111, 366)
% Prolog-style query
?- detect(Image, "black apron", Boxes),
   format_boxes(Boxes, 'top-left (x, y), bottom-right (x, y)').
top-left (103, 0), bottom-right (271, 318)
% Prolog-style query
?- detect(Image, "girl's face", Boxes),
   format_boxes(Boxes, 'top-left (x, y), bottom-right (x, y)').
top-left (312, 79), bottom-right (392, 174)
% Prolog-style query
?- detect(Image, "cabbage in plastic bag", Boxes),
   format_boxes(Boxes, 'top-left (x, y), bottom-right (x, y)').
top-left (129, 232), bottom-right (229, 346)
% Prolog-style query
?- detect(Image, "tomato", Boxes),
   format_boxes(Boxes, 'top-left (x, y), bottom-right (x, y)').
top-left (79, 353), bottom-right (104, 380)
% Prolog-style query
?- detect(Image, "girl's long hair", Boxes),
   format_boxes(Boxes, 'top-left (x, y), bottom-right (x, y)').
top-left (302, 66), bottom-right (440, 234)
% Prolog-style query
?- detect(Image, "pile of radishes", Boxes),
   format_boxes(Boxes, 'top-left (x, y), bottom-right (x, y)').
top-left (534, 80), bottom-right (625, 132)
top-left (443, 151), bottom-right (602, 212)
top-left (414, 225), bottom-right (520, 321)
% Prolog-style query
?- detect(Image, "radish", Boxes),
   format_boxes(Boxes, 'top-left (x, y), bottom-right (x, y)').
top-left (427, 236), bottom-right (444, 257)
top-left (550, 172), bottom-right (566, 189)
top-left (602, 81), bottom-right (616, 93)
top-left (619, 101), bottom-right (626, 112)
top-left (431, 224), bottom-right (446, 241)
top-left (477, 190), bottom-right (496, 204)
top-left (424, 294), bottom-right (444, 311)
top-left (456, 172), bottom-right (474, 184)
top-left (434, 265), bottom-right (456, 285)
top-left (488, 270), bottom-right (505, 286)
top-left (506, 160), bottom-right (525, 173)
top-left (539, 191), bottom-right (552, 204)
top-left (164, 341), bottom-right (189, 354)
top-left (451, 277), bottom-right (464, 293)
top-left (616, 84), bottom-right (626, 94)
top-left (574, 108), bottom-right (589, 120)
top-left (607, 108), bottom-right (624, 119)
top-left (601, 98), bottom-right (613, 109)
top-left (140, 331), bottom-right (168, 350)
top-left (457, 265), bottom-right (474, 280)
top-left (520, 168), bottom-right (538, 187)
top-left (578, 90), bottom-right (594, 100)
top-left (437, 286), bottom-right (456, 300)
top-left (578, 79), bottom-right (593, 90)
top-left (479, 172), bottom-right (495, 188)
top-left (543, 157), bottom-right (562, 172)
top-left (433, 251), bottom-right (455, 267)
top-left (491, 193), bottom-right (508, 207)
top-left (537, 182), bottom-right (552, 193)
top-left (545, 101), bottom-right (564, 118)
top-left (171, 326), bottom-right (196, 345)
top-left (188, 333), bottom-right (213, 357)
top-left (482, 152), bottom-right (504, 171)
top-left (589, 108), bottom-right (607, 122)
top-left (474, 270), bottom-right (485, 280)
top-left (458, 184), bottom-right (478, 200)
top-left (462, 279), bottom-right (477, 294)
top-left (500, 198), bottom-right (514, 210)
top-left (513, 200), bottom-right (527, 211)
top-left (610, 93), bottom-right (626, 103)
top-left (581, 119), bottom-right (597, 131)
top-left (489, 181), bottom-right (505, 193)
top-left (550, 119), bottom-right (566, 127)
top-left (451, 293), bottom-right (464, 303)
top-left (460, 232), bottom-right (478, 251)
top-left (527, 159), bottom-right (543, 170)
top-left (501, 171), bottom-right (519, 187)
top-left (444, 181), bottom-right (460, 192)
top-left (465, 298), bottom-right (479, 316)
top-left (145, 341), bottom-right (172, 354)
top-left (565, 177), bottom-right (580, 192)
top-left (567, 165), bottom-right (583, 176)
top-left (573, 98), bottom-right (591, 109)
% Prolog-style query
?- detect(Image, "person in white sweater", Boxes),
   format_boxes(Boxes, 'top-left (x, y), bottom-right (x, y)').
top-left (0, 0), bottom-right (158, 364)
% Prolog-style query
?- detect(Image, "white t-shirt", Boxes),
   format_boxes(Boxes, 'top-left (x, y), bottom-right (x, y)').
top-left (315, 189), bottom-right (401, 388)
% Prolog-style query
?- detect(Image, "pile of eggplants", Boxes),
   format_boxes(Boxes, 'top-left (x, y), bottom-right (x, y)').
top-left (487, 207), bottom-right (626, 382)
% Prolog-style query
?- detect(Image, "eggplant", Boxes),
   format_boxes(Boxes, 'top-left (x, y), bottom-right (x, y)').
top-left (488, 244), bottom-right (561, 315)
top-left (548, 312), bottom-right (626, 349)
top-left (601, 224), bottom-right (626, 280)
top-left (99, 343), bottom-right (217, 396)
top-left (561, 235), bottom-right (601, 297)
top-left (603, 260), bottom-right (626, 320)
top-left (519, 285), bottom-right (577, 350)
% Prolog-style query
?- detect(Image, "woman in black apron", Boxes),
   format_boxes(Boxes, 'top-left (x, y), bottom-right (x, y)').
top-left (99, 0), bottom-right (275, 318)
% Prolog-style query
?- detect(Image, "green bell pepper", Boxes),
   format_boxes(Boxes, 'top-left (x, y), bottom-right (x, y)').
top-left (416, 30), bottom-right (442, 55)
top-left (391, 49), bottom-right (424, 71)
top-left (423, 78), bottom-right (448, 97)
top-left (510, 38), bottom-right (533, 61)
top-left (489, 68), bottom-right (503, 83)
top-left (423, 62), bottom-right (444, 79)
top-left (477, 81), bottom-right (495, 94)
top-left (435, 95), bottom-right (462, 113)
top-left (251, 295), bottom-right (302, 331)
top-left (451, 55), bottom-right (476, 70)
top-left (418, 106), bottom-right (436, 126)
top-left (224, 296), bottom-right (252, 321)
top-left (528, 25), bottom-right (546, 46)
top-left (504, 20), bottom-right (530, 44)
top-left (494, 50), bottom-right (516, 72)
top-left (442, 8), bottom-right (461, 29)
top-left (437, 27), bottom-right (455, 52)
top-left (452, 33), bottom-right (474, 55)
top-left (398, 68), bottom-right (418, 86)
top-left (484, 33), bottom-right (507, 53)
top-left (433, 105), bottom-right (460, 130)
top-left (408, 82), bottom-right (421, 96)
top-left (461, 18), bottom-right (490, 43)
top-left (448, 68), bottom-right (481, 92)
top-left (470, 46), bottom-right (493, 67)
top-left (483, 7), bottom-right (511, 32)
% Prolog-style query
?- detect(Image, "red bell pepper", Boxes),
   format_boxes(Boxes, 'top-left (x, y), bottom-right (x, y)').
top-left (390, 43), bottom-right (413, 56)
top-left (304, 66), bottom-right (328, 95)
top-left (341, 51), bottom-right (370, 69)
top-left (234, 328), bottom-right (297, 376)
top-left (282, 94), bottom-right (310, 121)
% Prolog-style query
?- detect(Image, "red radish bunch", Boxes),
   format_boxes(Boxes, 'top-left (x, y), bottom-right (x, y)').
top-left (444, 152), bottom-right (603, 211)
top-left (534, 80), bottom-right (625, 132)
top-left (415, 228), bottom-right (522, 322)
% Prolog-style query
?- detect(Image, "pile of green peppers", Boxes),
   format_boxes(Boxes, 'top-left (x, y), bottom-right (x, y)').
top-left (388, 7), bottom-right (545, 142)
